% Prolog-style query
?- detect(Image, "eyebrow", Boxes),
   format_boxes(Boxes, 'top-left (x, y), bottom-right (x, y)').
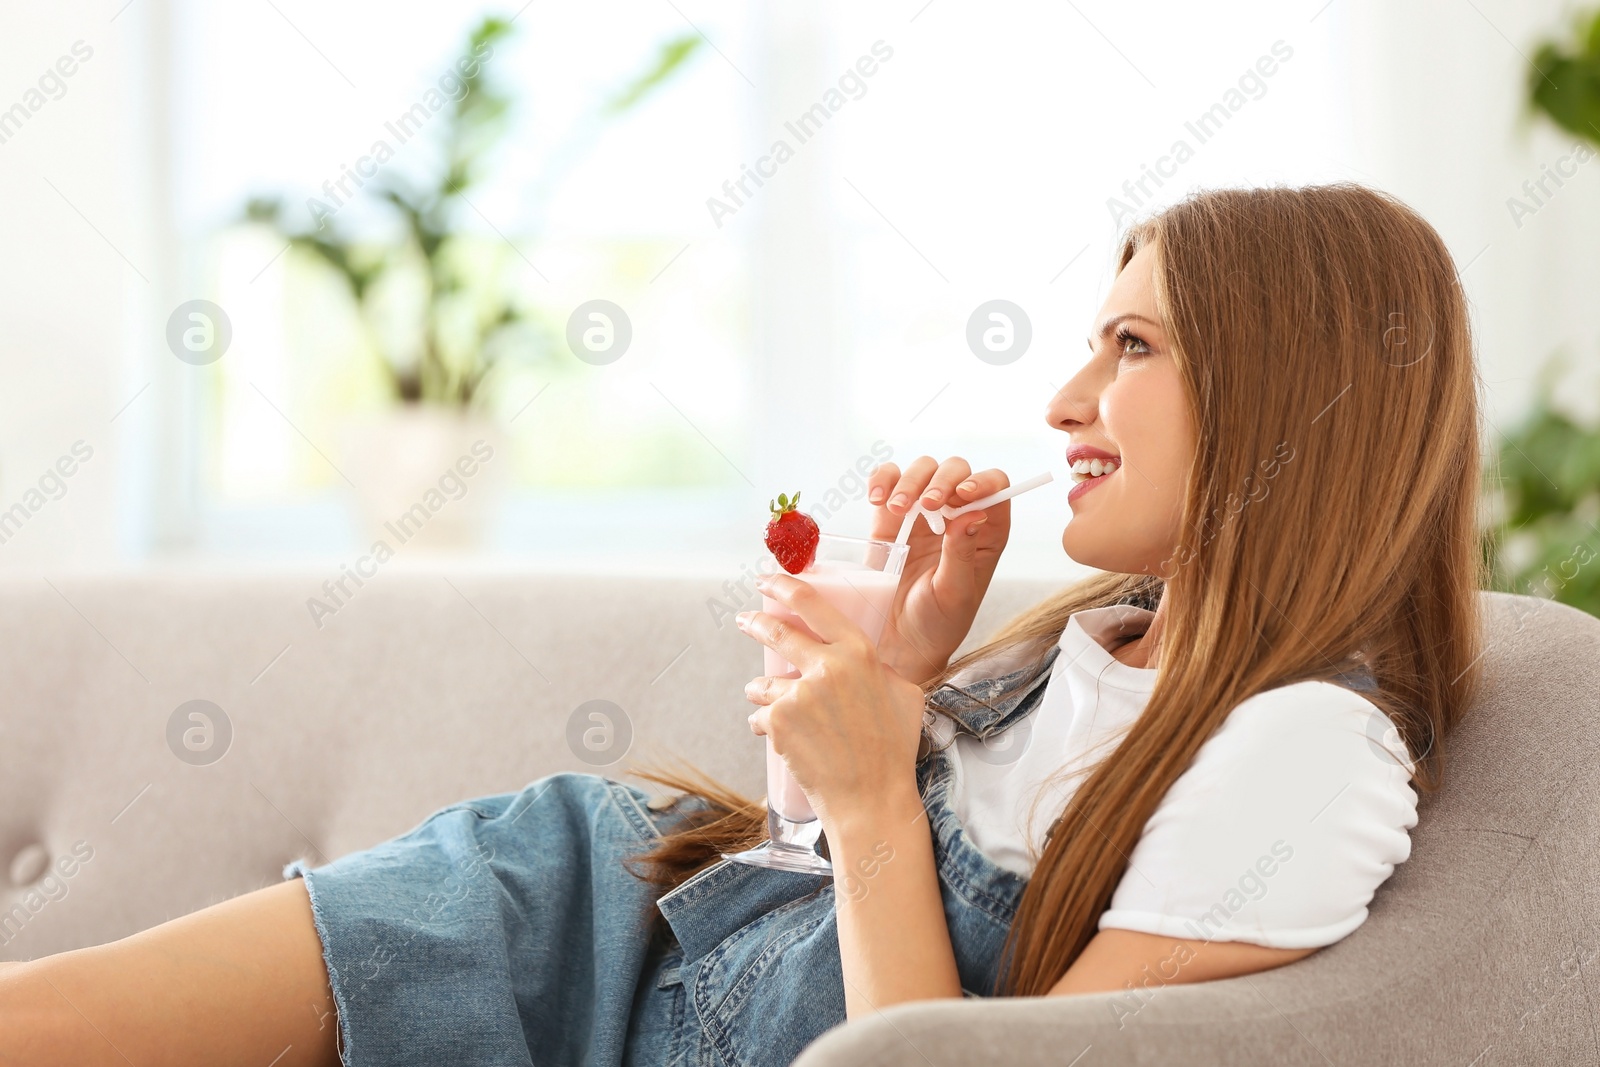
top-left (1088, 312), bottom-right (1161, 349)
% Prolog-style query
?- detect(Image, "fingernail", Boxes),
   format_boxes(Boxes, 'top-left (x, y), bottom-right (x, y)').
top-left (965, 517), bottom-right (987, 536)
top-left (889, 493), bottom-right (908, 510)
top-left (923, 488), bottom-right (943, 504)
top-left (958, 480), bottom-right (977, 493)
top-left (754, 573), bottom-right (771, 591)
top-left (869, 487), bottom-right (885, 504)
top-left (736, 611), bottom-right (752, 628)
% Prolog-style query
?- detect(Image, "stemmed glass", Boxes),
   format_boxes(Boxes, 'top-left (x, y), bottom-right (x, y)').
top-left (723, 532), bottom-right (910, 875)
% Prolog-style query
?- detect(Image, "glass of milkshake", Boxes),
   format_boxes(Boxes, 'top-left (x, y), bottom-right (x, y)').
top-left (723, 531), bottom-right (909, 875)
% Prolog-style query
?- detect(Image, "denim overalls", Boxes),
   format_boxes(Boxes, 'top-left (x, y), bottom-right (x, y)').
top-left (287, 645), bottom-right (1061, 1067)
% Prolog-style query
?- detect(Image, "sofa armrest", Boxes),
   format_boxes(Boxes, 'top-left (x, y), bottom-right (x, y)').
top-left (792, 980), bottom-right (1338, 1067)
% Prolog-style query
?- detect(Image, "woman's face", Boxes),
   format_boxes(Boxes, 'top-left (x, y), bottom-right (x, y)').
top-left (1046, 244), bottom-right (1194, 575)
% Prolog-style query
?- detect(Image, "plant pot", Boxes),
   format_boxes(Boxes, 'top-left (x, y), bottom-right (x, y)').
top-left (339, 407), bottom-right (505, 553)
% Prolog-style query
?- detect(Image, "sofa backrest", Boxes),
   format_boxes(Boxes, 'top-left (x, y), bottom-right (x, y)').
top-left (0, 569), bottom-right (1058, 957)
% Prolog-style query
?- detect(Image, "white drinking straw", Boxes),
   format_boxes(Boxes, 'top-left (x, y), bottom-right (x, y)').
top-left (895, 471), bottom-right (1055, 543)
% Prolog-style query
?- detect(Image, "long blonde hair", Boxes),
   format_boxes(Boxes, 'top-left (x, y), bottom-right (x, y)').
top-left (625, 184), bottom-right (1486, 995)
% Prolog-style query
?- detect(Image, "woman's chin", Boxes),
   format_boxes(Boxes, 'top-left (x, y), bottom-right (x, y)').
top-left (1060, 529), bottom-right (1106, 570)
top-left (1061, 527), bottom-right (1153, 576)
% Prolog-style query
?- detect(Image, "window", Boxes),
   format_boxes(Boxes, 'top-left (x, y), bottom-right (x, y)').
top-left (157, 0), bottom-right (1351, 575)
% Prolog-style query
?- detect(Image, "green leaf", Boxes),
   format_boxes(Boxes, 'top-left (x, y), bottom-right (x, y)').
top-left (1487, 362), bottom-right (1600, 617)
top-left (1529, 13), bottom-right (1600, 147)
top-left (606, 34), bottom-right (702, 113)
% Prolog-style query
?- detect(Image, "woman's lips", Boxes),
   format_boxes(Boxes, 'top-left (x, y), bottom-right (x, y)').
top-left (1065, 444), bottom-right (1119, 464)
top-left (1068, 467), bottom-right (1115, 504)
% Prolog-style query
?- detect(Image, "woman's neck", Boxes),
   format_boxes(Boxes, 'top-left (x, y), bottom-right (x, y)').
top-left (1109, 598), bottom-right (1167, 670)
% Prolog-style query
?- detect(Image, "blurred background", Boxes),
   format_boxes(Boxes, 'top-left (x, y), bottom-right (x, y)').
top-left (1, 0), bottom-right (1598, 611)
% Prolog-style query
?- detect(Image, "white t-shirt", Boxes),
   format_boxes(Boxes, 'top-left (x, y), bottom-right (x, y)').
top-left (930, 604), bottom-right (1419, 949)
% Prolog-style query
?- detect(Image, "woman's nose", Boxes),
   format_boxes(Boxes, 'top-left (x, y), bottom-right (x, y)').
top-left (1046, 370), bottom-right (1097, 432)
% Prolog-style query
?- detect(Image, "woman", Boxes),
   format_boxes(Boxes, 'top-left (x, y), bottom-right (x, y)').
top-left (0, 184), bottom-right (1483, 1065)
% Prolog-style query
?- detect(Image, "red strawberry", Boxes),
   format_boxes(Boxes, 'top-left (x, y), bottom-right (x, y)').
top-left (765, 491), bottom-right (819, 574)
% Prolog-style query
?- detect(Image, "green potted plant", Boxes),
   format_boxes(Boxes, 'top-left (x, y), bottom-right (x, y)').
top-left (244, 15), bottom-right (699, 549)
top-left (1485, 12), bottom-right (1600, 616)
top-left (1484, 365), bottom-right (1600, 615)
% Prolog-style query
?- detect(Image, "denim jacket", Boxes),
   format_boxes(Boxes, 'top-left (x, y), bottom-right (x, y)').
top-left (653, 643), bottom-right (1063, 1067)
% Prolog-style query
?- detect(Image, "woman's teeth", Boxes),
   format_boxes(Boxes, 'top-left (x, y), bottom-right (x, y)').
top-left (1069, 457), bottom-right (1120, 483)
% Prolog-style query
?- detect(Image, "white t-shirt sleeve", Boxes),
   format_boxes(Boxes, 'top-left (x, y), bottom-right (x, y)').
top-left (1097, 680), bottom-right (1419, 950)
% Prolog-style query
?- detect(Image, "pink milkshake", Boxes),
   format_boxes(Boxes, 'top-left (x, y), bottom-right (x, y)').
top-left (761, 558), bottom-right (903, 822)
top-left (725, 493), bottom-right (910, 874)
top-left (728, 474), bottom-right (1056, 874)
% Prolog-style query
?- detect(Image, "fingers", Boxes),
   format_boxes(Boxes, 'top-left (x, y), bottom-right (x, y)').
top-left (746, 694), bottom-right (785, 739)
top-left (952, 470), bottom-right (1008, 534)
top-left (868, 457), bottom-right (1006, 512)
top-left (951, 467), bottom-right (1011, 509)
top-left (867, 457), bottom-right (1012, 541)
top-left (867, 461), bottom-right (900, 506)
top-left (744, 673), bottom-right (795, 714)
top-left (736, 608), bottom-right (819, 673)
top-left (751, 572), bottom-right (868, 649)
top-left (868, 465), bottom-right (909, 541)
top-left (872, 454), bottom-right (962, 518)
top-left (867, 457), bottom-right (931, 543)
top-left (916, 457), bottom-right (974, 511)
top-left (886, 456), bottom-right (938, 514)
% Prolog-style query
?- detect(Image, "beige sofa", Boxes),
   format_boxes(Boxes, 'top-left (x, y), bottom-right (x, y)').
top-left (0, 571), bottom-right (1594, 1065)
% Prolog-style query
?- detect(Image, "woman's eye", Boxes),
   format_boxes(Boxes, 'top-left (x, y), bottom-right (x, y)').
top-left (1117, 330), bottom-right (1150, 357)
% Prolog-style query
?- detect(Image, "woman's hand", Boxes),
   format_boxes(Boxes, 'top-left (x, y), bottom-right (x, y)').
top-left (739, 571), bottom-right (928, 831)
top-left (866, 457), bottom-right (1012, 687)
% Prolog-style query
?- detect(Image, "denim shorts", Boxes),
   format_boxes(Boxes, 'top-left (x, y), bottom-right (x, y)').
top-left (286, 773), bottom-right (723, 1066)
top-left (284, 653), bottom-right (1056, 1066)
